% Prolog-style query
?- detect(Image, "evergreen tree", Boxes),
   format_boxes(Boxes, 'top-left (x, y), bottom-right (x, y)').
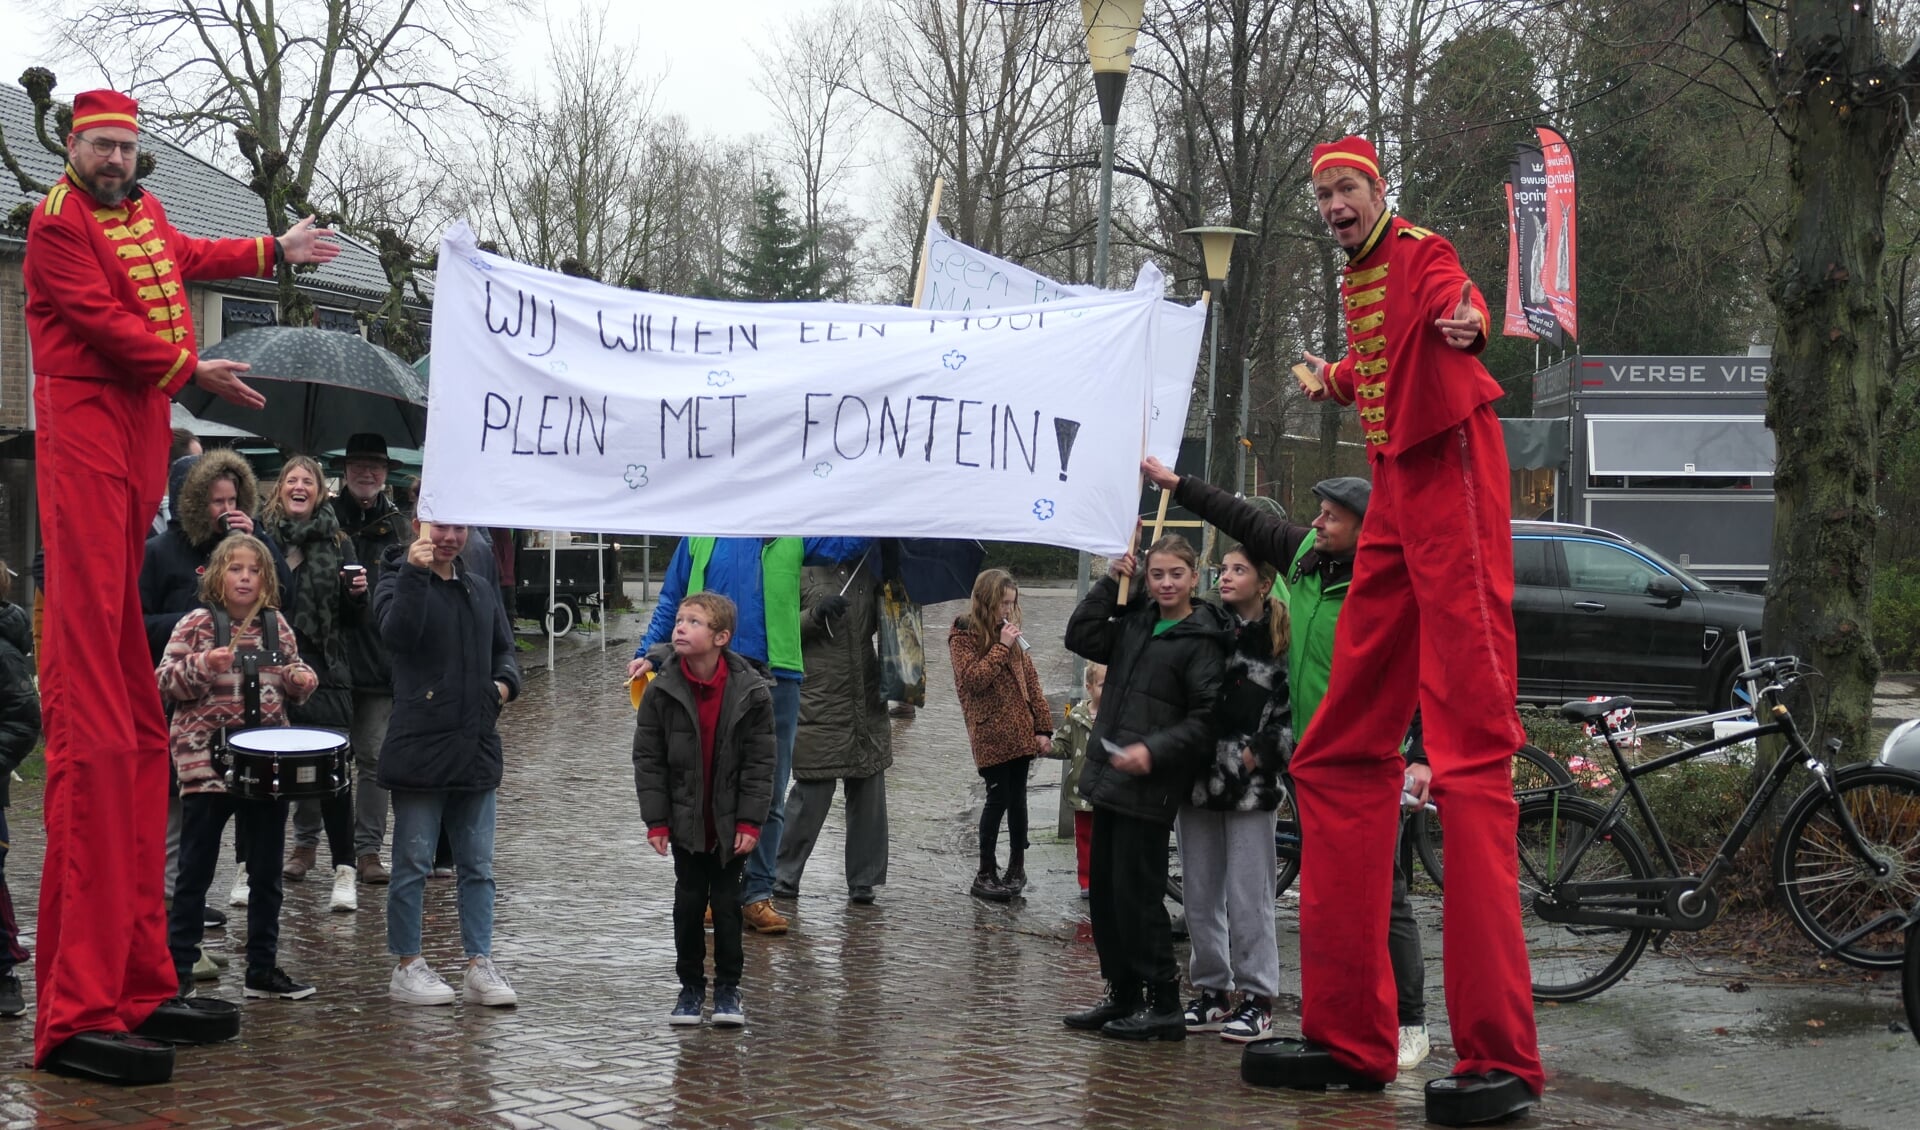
top-left (706, 175), bottom-right (834, 300)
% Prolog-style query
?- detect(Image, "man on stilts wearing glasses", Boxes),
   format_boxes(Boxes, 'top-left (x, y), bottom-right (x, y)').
top-left (25, 88), bottom-right (337, 1084)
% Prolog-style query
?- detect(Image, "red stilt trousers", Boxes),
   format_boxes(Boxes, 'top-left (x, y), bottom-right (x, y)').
top-left (1288, 405), bottom-right (1544, 1093)
top-left (32, 375), bottom-right (179, 1066)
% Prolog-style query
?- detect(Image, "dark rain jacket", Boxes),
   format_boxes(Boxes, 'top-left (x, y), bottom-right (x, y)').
top-left (329, 491), bottom-right (410, 692)
top-left (632, 648), bottom-right (777, 863)
top-left (1064, 575), bottom-right (1229, 827)
top-left (373, 544), bottom-right (521, 792)
top-left (793, 563), bottom-right (893, 781)
top-left (0, 602), bottom-right (42, 807)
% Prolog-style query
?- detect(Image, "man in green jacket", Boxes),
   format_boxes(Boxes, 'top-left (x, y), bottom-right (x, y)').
top-left (1143, 459), bottom-right (1364, 735)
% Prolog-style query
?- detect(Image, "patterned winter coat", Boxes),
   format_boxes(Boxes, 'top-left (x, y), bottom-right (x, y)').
top-left (949, 616), bottom-right (1053, 770)
top-left (1190, 607), bottom-right (1292, 811)
top-left (158, 607), bottom-right (315, 795)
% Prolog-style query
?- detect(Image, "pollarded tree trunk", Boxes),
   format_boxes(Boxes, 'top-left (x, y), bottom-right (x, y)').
top-left (1750, 1), bottom-right (1903, 765)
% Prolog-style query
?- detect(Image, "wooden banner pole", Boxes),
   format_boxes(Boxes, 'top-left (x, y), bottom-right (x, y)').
top-left (907, 177), bottom-right (946, 310)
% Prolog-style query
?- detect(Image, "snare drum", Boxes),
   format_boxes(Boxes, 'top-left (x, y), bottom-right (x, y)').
top-left (224, 727), bottom-right (350, 801)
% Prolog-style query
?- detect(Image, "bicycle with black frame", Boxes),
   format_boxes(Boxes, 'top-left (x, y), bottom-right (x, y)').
top-left (1518, 657), bottom-right (1920, 1002)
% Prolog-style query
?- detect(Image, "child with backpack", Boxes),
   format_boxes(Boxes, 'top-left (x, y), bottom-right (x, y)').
top-left (158, 534), bottom-right (318, 1002)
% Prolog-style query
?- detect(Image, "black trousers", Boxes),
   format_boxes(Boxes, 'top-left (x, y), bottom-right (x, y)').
top-left (673, 846), bottom-right (745, 990)
top-left (169, 792), bottom-right (288, 977)
top-left (978, 756), bottom-right (1032, 870)
top-left (1088, 806), bottom-right (1177, 987)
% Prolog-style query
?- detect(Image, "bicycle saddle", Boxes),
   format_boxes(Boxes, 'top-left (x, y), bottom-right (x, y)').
top-left (1559, 697), bottom-right (1633, 723)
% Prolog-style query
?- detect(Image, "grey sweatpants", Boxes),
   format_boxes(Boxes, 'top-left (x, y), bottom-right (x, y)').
top-left (774, 773), bottom-right (888, 893)
top-left (1176, 804), bottom-right (1279, 999)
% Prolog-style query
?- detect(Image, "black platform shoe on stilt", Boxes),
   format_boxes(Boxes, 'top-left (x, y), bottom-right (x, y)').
top-left (44, 1031), bottom-right (175, 1085)
top-left (134, 996), bottom-right (242, 1045)
top-left (1063, 981), bottom-right (1139, 1031)
top-left (1241, 1037), bottom-right (1389, 1091)
top-left (1424, 1070), bottom-right (1537, 1126)
top-left (1101, 980), bottom-right (1186, 1041)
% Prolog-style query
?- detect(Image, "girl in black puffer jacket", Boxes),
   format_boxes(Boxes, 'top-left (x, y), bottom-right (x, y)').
top-left (1177, 546), bottom-right (1293, 1044)
top-left (1062, 535), bottom-right (1227, 1043)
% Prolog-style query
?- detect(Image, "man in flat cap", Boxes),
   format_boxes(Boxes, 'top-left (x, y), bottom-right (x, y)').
top-left (1228, 136), bottom-right (1541, 1125)
top-left (25, 88), bottom-right (338, 1082)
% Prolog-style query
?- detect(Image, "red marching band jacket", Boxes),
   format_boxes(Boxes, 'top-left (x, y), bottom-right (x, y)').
top-left (1323, 212), bottom-right (1505, 457)
top-left (25, 167), bottom-right (275, 393)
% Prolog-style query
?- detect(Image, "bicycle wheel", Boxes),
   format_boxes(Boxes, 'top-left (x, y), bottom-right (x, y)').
top-left (1414, 744), bottom-right (1575, 890)
top-left (1516, 794), bottom-right (1655, 1002)
top-left (1275, 785), bottom-right (1301, 897)
top-left (1774, 766), bottom-right (1920, 968)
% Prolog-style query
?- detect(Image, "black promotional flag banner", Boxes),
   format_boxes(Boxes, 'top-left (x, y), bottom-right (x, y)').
top-left (1503, 182), bottom-right (1534, 340)
top-left (1508, 144), bottom-right (1562, 346)
top-left (1536, 125), bottom-right (1578, 343)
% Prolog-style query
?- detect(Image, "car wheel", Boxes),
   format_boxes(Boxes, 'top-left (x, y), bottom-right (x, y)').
top-left (1718, 658), bottom-right (1751, 714)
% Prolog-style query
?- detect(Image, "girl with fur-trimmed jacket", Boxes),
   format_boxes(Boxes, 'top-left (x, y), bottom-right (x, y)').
top-left (1176, 546), bottom-right (1294, 1043)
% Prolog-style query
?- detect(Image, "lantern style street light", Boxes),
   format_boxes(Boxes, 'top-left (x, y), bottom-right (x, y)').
top-left (1080, 0), bottom-right (1144, 288)
top-left (1182, 225), bottom-right (1252, 495)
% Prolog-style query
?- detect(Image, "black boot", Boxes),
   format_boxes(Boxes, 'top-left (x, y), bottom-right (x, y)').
top-left (1101, 980), bottom-right (1187, 1041)
top-left (1002, 857), bottom-right (1027, 896)
top-left (970, 865), bottom-right (1012, 903)
top-left (1063, 981), bottom-right (1139, 1030)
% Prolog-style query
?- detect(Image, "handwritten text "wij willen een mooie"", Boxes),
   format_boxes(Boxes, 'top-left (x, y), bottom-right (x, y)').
top-left (482, 280), bottom-right (1074, 359)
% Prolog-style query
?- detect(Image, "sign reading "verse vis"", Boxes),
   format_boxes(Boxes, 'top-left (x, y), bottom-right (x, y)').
top-left (418, 222), bottom-right (1161, 556)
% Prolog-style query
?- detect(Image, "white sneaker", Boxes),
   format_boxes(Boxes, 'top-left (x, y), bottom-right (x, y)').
top-left (1398, 1024), bottom-right (1431, 1069)
top-left (228, 873), bottom-right (250, 907)
top-left (463, 956), bottom-right (518, 1007)
top-left (389, 960), bottom-right (455, 1006)
top-left (330, 864), bottom-right (358, 912)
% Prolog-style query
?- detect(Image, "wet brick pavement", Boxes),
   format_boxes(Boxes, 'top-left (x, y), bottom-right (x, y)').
top-left (0, 589), bottom-right (1908, 1128)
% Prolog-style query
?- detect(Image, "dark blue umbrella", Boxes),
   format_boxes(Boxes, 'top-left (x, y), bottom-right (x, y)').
top-left (892, 538), bottom-right (985, 605)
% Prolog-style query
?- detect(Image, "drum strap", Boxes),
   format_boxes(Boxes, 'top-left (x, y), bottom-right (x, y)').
top-left (209, 606), bottom-right (283, 730)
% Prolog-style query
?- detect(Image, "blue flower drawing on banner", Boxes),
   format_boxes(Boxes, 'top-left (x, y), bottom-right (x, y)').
top-left (1032, 499), bottom-right (1056, 521)
top-left (624, 465), bottom-right (649, 490)
top-left (707, 370), bottom-right (733, 387)
top-left (813, 462), bottom-right (833, 478)
top-left (942, 350), bottom-right (967, 371)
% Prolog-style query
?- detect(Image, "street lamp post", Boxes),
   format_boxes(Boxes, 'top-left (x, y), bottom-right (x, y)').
top-left (1059, 2), bottom-right (1145, 838)
top-left (1182, 225), bottom-right (1252, 499)
top-left (1081, 0), bottom-right (1144, 289)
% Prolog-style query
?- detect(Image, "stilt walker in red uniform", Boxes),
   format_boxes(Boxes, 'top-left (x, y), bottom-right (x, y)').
top-left (24, 89), bottom-right (338, 1084)
top-left (1239, 137), bottom-right (1543, 1126)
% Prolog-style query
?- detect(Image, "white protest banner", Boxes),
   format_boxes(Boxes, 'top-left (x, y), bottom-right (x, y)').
top-left (918, 217), bottom-right (1206, 467)
top-left (417, 222), bottom-right (1159, 556)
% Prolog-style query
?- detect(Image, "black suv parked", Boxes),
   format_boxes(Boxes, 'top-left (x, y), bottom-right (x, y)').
top-left (1512, 521), bottom-right (1765, 711)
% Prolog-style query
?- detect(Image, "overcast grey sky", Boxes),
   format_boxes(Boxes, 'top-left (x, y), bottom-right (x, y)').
top-left (0, 0), bottom-right (826, 142)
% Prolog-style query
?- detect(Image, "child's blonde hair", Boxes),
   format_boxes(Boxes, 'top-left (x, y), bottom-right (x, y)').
top-left (198, 534), bottom-right (279, 623)
top-left (966, 568), bottom-right (1018, 653)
